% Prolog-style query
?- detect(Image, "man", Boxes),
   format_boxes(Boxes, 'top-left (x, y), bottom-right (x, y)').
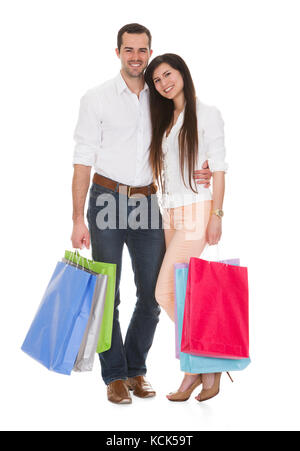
top-left (71, 23), bottom-right (212, 404)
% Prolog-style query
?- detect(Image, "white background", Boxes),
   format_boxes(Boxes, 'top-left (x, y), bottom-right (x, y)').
top-left (1, 0), bottom-right (300, 432)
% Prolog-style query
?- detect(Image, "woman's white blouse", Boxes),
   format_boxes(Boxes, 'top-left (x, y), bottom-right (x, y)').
top-left (158, 98), bottom-right (228, 209)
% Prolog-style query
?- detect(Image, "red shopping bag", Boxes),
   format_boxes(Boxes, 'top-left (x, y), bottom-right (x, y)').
top-left (181, 257), bottom-right (249, 359)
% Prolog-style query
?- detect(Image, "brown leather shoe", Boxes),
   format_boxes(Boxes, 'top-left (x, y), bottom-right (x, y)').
top-left (126, 376), bottom-right (156, 398)
top-left (107, 380), bottom-right (132, 404)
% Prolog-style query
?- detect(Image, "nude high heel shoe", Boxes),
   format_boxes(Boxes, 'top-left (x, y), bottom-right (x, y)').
top-left (196, 372), bottom-right (233, 402)
top-left (167, 375), bottom-right (202, 402)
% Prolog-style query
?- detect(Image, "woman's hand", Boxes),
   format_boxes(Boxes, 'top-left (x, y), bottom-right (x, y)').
top-left (206, 215), bottom-right (222, 245)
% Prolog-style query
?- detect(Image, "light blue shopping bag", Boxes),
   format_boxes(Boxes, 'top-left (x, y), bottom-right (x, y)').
top-left (21, 261), bottom-right (97, 375)
top-left (175, 262), bottom-right (251, 373)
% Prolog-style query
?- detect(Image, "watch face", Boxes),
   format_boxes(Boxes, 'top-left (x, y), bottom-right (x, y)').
top-left (219, 210), bottom-right (224, 217)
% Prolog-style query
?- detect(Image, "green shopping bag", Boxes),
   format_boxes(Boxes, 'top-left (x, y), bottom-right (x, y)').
top-left (64, 250), bottom-right (116, 353)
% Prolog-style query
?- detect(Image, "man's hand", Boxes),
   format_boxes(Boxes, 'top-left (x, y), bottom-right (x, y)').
top-left (71, 220), bottom-right (90, 250)
top-left (71, 164), bottom-right (91, 250)
top-left (193, 160), bottom-right (212, 188)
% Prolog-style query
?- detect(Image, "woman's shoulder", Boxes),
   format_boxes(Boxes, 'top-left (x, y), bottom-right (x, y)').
top-left (196, 98), bottom-right (222, 118)
top-left (196, 98), bottom-right (224, 130)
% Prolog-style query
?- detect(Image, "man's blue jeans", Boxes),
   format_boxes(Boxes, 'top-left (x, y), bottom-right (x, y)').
top-left (87, 182), bottom-right (166, 385)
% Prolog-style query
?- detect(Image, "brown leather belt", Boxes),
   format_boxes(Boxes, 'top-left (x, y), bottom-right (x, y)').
top-left (93, 173), bottom-right (157, 197)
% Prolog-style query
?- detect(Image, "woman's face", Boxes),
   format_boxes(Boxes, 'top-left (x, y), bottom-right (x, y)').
top-left (152, 63), bottom-right (184, 100)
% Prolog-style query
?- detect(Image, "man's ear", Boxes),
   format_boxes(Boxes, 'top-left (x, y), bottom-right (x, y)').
top-left (149, 49), bottom-right (153, 58)
top-left (115, 48), bottom-right (120, 58)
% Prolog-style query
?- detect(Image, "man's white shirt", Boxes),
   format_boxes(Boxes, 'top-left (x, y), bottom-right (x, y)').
top-left (73, 71), bottom-right (153, 187)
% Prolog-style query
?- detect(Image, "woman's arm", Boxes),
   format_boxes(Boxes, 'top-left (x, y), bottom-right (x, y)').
top-left (204, 106), bottom-right (227, 245)
top-left (206, 171), bottom-right (225, 245)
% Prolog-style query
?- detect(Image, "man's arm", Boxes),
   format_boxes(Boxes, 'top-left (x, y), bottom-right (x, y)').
top-left (193, 160), bottom-right (212, 188)
top-left (71, 164), bottom-right (92, 249)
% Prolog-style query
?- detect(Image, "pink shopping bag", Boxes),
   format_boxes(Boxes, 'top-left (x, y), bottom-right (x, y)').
top-left (181, 257), bottom-right (249, 359)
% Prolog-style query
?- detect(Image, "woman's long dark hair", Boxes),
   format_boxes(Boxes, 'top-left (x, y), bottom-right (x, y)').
top-left (144, 53), bottom-right (198, 193)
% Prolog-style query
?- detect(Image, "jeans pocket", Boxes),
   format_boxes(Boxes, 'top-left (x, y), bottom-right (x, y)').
top-left (90, 183), bottom-right (114, 198)
top-left (88, 184), bottom-right (119, 231)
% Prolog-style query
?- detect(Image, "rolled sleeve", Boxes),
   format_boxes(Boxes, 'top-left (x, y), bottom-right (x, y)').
top-left (205, 107), bottom-right (228, 173)
top-left (72, 91), bottom-right (101, 167)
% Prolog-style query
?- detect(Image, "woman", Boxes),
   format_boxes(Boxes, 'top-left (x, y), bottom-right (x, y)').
top-left (144, 54), bottom-right (229, 402)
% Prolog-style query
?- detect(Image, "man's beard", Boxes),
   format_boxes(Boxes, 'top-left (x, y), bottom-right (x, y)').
top-left (123, 63), bottom-right (145, 78)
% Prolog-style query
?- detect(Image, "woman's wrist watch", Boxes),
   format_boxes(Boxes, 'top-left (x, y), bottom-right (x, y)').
top-left (211, 209), bottom-right (224, 219)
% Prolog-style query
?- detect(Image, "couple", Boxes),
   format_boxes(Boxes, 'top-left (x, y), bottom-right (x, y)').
top-left (71, 23), bottom-right (228, 404)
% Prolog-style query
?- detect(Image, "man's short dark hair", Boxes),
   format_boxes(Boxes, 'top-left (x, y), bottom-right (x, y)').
top-left (117, 23), bottom-right (152, 51)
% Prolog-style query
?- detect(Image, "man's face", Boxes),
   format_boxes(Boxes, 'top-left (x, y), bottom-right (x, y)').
top-left (116, 32), bottom-right (153, 78)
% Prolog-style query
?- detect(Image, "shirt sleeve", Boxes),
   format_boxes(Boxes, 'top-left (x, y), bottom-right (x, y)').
top-left (72, 91), bottom-right (101, 167)
top-left (204, 107), bottom-right (228, 173)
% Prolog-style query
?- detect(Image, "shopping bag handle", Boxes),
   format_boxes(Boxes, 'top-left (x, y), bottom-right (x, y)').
top-left (68, 248), bottom-right (93, 270)
top-left (200, 243), bottom-right (220, 262)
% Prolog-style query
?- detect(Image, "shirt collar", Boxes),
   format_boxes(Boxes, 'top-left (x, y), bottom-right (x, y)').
top-left (115, 71), bottom-right (149, 95)
top-left (115, 72), bottom-right (128, 95)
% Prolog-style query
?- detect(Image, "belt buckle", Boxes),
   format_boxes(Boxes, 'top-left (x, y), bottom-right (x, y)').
top-left (128, 186), bottom-right (132, 198)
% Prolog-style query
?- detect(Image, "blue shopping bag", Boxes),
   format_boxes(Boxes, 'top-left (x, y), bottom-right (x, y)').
top-left (21, 261), bottom-right (97, 375)
top-left (175, 263), bottom-right (251, 373)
